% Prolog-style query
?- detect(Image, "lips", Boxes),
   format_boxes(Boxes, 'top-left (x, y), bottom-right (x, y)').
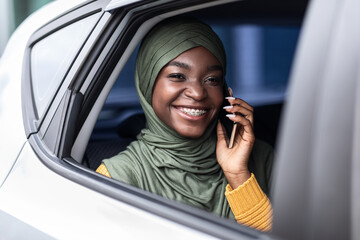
top-left (177, 107), bottom-right (208, 117)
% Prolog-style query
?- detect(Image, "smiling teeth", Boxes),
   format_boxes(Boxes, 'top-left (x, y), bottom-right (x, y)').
top-left (179, 108), bottom-right (207, 116)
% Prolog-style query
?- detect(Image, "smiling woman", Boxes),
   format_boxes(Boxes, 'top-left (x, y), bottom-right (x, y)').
top-left (96, 17), bottom-right (273, 232)
top-left (152, 46), bottom-right (224, 139)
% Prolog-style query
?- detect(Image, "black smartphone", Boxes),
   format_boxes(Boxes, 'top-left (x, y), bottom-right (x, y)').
top-left (218, 86), bottom-right (234, 141)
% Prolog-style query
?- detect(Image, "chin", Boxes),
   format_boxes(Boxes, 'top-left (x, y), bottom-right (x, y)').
top-left (185, 134), bottom-right (203, 139)
top-left (177, 129), bottom-right (205, 139)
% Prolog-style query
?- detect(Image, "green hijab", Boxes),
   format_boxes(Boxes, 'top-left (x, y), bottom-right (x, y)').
top-left (104, 18), bottom-right (233, 217)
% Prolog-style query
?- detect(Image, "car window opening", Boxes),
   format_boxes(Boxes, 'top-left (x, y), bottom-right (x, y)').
top-left (84, 22), bottom-right (300, 169)
top-left (81, 7), bottom-right (302, 233)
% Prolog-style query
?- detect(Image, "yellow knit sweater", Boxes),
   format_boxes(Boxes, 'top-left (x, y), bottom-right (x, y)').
top-left (96, 164), bottom-right (272, 232)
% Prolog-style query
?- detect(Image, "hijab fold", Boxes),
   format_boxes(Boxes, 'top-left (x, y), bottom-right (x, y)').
top-left (104, 18), bottom-right (234, 217)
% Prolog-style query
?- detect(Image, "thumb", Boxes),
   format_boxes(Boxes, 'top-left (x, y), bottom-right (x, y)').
top-left (217, 120), bottom-right (229, 148)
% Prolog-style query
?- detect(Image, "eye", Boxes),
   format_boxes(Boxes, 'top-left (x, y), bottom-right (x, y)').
top-left (205, 76), bottom-right (222, 86)
top-left (168, 73), bottom-right (186, 81)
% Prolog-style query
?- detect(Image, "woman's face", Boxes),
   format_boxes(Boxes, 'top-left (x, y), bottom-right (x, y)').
top-left (152, 46), bottom-right (224, 138)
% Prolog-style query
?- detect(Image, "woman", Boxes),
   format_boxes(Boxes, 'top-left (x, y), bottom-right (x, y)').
top-left (96, 17), bottom-right (273, 231)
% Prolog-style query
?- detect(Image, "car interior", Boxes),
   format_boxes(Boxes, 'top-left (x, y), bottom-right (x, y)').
top-left (81, 0), bottom-right (308, 171)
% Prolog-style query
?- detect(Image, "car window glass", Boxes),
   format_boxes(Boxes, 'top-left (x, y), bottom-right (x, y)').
top-left (31, 13), bottom-right (99, 118)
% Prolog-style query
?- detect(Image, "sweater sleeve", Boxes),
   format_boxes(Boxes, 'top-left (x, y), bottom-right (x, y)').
top-left (225, 173), bottom-right (272, 232)
top-left (96, 163), bottom-right (111, 178)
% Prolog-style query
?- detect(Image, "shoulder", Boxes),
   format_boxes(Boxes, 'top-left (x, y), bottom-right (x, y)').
top-left (102, 151), bottom-right (141, 186)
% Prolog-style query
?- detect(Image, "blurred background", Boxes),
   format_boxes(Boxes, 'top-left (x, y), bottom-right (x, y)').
top-left (0, 0), bottom-right (53, 56)
top-left (0, 0), bottom-right (300, 108)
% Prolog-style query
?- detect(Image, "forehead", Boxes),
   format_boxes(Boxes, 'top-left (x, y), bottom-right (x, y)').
top-left (166, 47), bottom-right (222, 69)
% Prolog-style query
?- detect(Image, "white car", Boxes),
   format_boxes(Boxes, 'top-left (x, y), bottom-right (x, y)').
top-left (0, 0), bottom-right (359, 239)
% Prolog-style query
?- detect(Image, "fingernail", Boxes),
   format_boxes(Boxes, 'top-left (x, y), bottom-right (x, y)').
top-left (223, 106), bottom-right (233, 109)
top-left (225, 97), bottom-right (235, 100)
top-left (226, 114), bottom-right (236, 118)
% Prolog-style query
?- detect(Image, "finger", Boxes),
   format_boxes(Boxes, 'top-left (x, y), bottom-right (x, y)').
top-left (225, 97), bottom-right (253, 112)
top-left (223, 105), bottom-right (253, 117)
top-left (233, 120), bottom-right (255, 146)
top-left (229, 98), bottom-right (253, 110)
top-left (233, 105), bottom-right (254, 126)
top-left (226, 114), bottom-right (254, 133)
top-left (224, 105), bottom-right (254, 126)
top-left (216, 120), bottom-right (229, 147)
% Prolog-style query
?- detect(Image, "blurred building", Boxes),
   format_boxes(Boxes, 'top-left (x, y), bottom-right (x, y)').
top-left (0, 0), bottom-right (53, 56)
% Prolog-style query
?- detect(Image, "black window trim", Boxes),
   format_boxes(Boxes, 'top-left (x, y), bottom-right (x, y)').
top-left (22, 0), bottom-right (110, 139)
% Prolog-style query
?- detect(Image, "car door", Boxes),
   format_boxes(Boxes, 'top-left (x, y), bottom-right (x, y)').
top-left (0, 0), bottom-right (271, 239)
top-left (271, 0), bottom-right (360, 239)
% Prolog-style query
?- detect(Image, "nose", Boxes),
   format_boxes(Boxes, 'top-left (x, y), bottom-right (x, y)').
top-left (184, 81), bottom-right (207, 101)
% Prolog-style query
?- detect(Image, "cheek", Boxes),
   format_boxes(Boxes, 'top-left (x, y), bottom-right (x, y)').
top-left (152, 79), bottom-right (165, 115)
top-left (152, 79), bottom-right (179, 117)
top-left (212, 88), bottom-right (224, 111)
top-left (152, 76), bottom-right (169, 103)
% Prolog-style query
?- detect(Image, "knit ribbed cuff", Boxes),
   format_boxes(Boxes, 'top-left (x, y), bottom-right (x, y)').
top-left (225, 173), bottom-right (272, 231)
top-left (225, 173), bottom-right (265, 212)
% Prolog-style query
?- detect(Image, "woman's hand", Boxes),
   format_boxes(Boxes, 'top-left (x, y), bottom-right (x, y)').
top-left (216, 97), bottom-right (255, 189)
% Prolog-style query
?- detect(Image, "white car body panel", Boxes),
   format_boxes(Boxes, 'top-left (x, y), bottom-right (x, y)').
top-left (0, 0), bottom-right (88, 186)
top-left (105, 0), bottom-right (142, 11)
top-left (0, 142), bottom-right (218, 239)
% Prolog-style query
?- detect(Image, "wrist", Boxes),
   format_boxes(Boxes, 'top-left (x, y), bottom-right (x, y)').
top-left (224, 170), bottom-right (251, 189)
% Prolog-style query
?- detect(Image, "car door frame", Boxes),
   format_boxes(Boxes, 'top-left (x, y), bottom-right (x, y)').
top-left (23, 0), bottom-right (268, 239)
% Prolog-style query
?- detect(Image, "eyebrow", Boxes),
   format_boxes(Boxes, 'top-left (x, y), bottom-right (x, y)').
top-left (166, 61), bottom-right (223, 72)
top-left (166, 61), bottom-right (190, 70)
top-left (207, 65), bottom-right (223, 72)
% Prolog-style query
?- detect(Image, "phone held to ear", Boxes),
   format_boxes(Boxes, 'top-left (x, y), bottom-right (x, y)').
top-left (227, 88), bottom-right (237, 148)
top-left (219, 87), bottom-right (237, 148)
